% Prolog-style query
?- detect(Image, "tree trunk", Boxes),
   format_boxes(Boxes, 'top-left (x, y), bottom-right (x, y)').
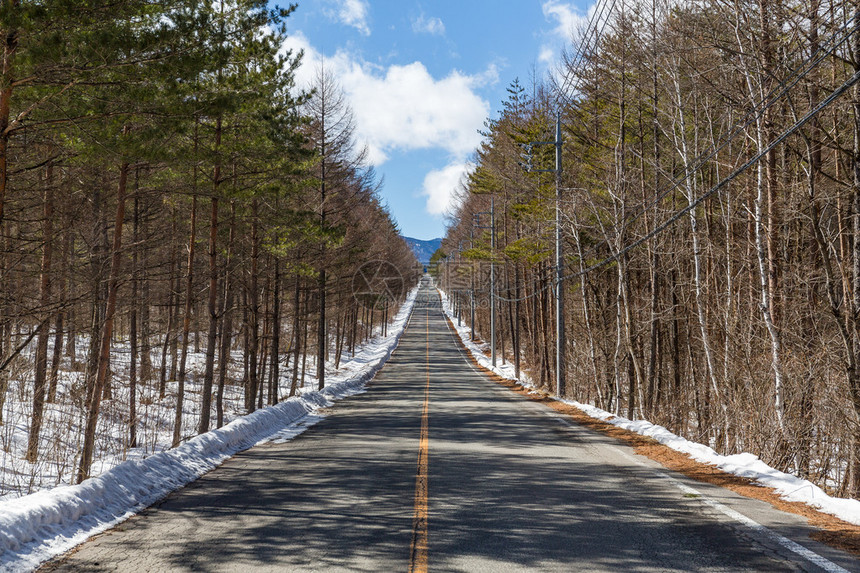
top-left (619, 254), bottom-right (644, 420)
top-left (258, 277), bottom-right (269, 411)
top-left (77, 155), bottom-right (129, 483)
top-left (26, 162), bottom-right (54, 462)
top-left (668, 67), bottom-right (727, 441)
top-left (269, 259), bottom-right (280, 405)
top-left (84, 181), bottom-right (108, 408)
top-left (289, 276), bottom-right (302, 397)
top-left (199, 192), bottom-right (219, 435)
top-left (318, 267), bottom-right (326, 390)
top-left (173, 194), bottom-right (197, 448)
top-left (216, 200), bottom-right (236, 429)
top-left (514, 261), bottom-right (521, 379)
top-left (850, 4), bottom-right (860, 496)
top-left (129, 313), bottom-right (138, 452)
top-left (137, 176), bottom-right (152, 384)
top-left (0, 5), bottom-right (18, 227)
top-left (159, 218), bottom-right (178, 398)
top-left (247, 199), bottom-right (259, 412)
top-left (48, 227), bottom-right (70, 403)
top-left (129, 194), bottom-right (141, 449)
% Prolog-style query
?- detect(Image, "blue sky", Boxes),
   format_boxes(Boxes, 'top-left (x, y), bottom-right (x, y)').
top-left (279, 1), bottom-right (591, 240)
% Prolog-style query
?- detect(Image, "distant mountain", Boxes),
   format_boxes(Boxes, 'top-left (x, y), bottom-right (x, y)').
top-left (402, 236), bottom-right (443, 265)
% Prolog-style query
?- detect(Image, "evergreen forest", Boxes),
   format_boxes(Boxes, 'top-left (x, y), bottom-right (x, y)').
top-left (0, 0), bottom-right (418, 494)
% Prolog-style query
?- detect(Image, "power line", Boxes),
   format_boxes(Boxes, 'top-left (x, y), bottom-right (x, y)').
top-left (546, 9), bottom-right (860, 284)
top-left (551, 8), bottom-right (859, 263)
top-left (557, 67), bottom-right (860, 286)
top-left (595, 12), bottom-right (860, 246)
top-left (475, 58), bottom-right (860, 303)
top-left (454, 7), bottom-right (860, 304)
top-left (553, 0), bottom-right (618, 107)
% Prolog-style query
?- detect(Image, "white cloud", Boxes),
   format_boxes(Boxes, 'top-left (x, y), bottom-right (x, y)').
top-left (539, 47), bottom-right (555, 64)
top-left (333, 0), bottom-right (371, 35)
top-left (284, 33), bottom-right (490, 167)
top-left (422, 161), bottom-right (475, 216)
top-left (281, 31), bottom-right (316, 90)
top-left (539, 0), bottom-right (595, 69)
top-left (542, 0), bottom-right (588, 41)
top-left (412, 14), bottom-right (445, 36)
top-left (342, 62), bottom-right (488, 165)
top-left (282, 33), bottom-right (490, 217)
top-left (474, 63), bottom-right (500, 87)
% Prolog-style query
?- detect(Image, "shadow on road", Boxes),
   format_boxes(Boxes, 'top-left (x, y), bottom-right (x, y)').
top-left (46, 287), bottom-right (830, 572)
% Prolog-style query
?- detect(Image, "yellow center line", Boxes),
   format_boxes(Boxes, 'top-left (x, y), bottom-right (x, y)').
top-left (409, 302), bottom-right (430, 573)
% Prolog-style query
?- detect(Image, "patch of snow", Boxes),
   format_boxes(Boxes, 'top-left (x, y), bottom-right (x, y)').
top-left (0, 286), bottom-right (418, 572)
top-left (437, 287), bottom-right (860, 529)
top-left (571, 402), bottom-right (860, 527)
top-left (436, 289), bottom-right (532, 385)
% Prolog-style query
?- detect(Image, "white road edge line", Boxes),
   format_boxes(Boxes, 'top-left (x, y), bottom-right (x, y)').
top-left (673, 477), bottom-right (849, 573)
top-left (439, 303), bottom-right (485, 378)
top-left (609, 445), bottom-right (851, 573)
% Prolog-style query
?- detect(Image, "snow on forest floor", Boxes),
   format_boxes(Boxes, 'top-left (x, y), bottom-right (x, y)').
top-left (437, 288), bottom-right (860, 528)
top-left (0, 285), bottom-right (418, 572)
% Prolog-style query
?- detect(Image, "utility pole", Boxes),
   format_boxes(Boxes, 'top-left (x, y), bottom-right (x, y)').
top-left (470, 228), bottom-right (475, 341)
top-left (491, 196), bottom-right (496, 368)
top-left (520, 110), bottom-right (565, 396)
top-left (458, 240), bottom-right (463, 327)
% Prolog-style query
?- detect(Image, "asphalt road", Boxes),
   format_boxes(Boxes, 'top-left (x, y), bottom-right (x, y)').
top-left (44, 279), bottom-right (859, 572)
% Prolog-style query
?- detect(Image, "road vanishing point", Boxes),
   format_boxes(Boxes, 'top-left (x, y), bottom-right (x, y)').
top-left (44, 279), bottom-right (859, 572)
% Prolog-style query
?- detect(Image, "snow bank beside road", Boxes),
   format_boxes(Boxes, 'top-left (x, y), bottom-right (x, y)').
top-left (571, 401), bottom-right (860, 526)
top-left (0, 286), bottom-right (418, 572)
top-left (437, 289), bottom-right (526, 384)
top-left (437, 288), bottom-right (860, 528)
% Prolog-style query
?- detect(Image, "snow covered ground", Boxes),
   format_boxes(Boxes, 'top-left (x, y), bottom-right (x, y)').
top-left (437, 288), bottom-right (860, 528)
top-left (0, 285), bottom-right (418, 572)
